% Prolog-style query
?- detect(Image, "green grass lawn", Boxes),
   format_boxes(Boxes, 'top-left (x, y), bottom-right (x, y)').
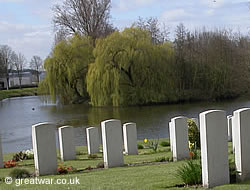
top-left (0, 88), bottom-right (38, 101)
top-left (0, 140), bottom-right (250, 190)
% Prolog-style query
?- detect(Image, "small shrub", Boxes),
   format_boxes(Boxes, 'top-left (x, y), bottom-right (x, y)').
top-left (165, 147), bottom-right (171, 152)
top-left (189, 149), bottom-right (199, 160)
top-left (85, 166), bottom-right (94, 171)
top-left (96, 162), bottom-right (104, 168)
top-left (188, 119), bottom-right (200, 148)
top-left (12, 152), bottom-right (27, 162)
top-left (76, 150), bottom-right (83, 155)
top-left (155, 157), bottom-right (167, 162)
top-left (0, 177), bottom-right (5, 183)
top-left (166, 156), bottom-right (173, 162)
top-left (4, 160), bottom-right (17, 168)
top-left (9, 168), bottom-right (31, 179)
top-left (144, 138), bottom-right (159, 152)
top-left (176, 160), bottom-right (202, 186)
top-left (160, 141), bottom-right (170, 147)
top-left (88, 154), bottom-right (98, 159)
top-left (57, 163), bottom-right (72, 175)
top-left (22, 149), bottom-right (34, 160)
top-left (229, 159), bottom-right (239, 183)
top-left (137, 144), bottom-right (144, 149)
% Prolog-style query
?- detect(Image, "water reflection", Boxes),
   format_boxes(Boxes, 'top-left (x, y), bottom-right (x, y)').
top-left (0, 96), bottom-right (250, 153)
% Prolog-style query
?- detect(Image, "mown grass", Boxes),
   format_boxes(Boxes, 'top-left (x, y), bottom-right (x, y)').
top-left (0, 88), bottom-right (38, 101)
top-left (0, 140), bottom-right (250, 189)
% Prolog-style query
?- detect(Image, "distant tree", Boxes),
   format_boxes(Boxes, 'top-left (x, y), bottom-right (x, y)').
top-left (86, 27), bottom-right (174, 106)
top-left (174, 23), bottom-right (188, 93)
top-left (52, 0), bottom-right (115, 42)
top-left (0, 45), bottom-right (15, 90)
top-left (12, 52), bottom-right (26, 88)
top-left (133, 17), bottom-right (169, 44)
top-left (53, 29), bottom-right (67, 47)
top-left (30, 56), bottom-right (43, 84)
top-left (42, 35), bottom-right (94, 104)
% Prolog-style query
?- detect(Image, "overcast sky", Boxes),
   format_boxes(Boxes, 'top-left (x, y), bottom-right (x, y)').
top-left (0, 0), bottom-right (249, 61)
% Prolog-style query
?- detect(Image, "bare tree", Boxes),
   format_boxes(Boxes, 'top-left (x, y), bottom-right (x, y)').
top-left (12, 52), bottom-right (26, 88)
top-left (52, 0), bottom-right (115, 41)
top-left (0, 45), bottom-right (14, 90)
top-left (30, 56), bottom-right (43, 84)
top-left (54, 29), bottom-right (67, 47)
top-left (133, 17), bottom-right (169, 44)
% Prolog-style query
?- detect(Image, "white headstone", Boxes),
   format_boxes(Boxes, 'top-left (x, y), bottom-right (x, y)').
top-left (0, 133), bottom-right (3, 168)
top-left (169, 121), bottom-right (173, 152)
top-left (232, 114), bottom-right (237, 152)
top-left (101, 119), bottom-right (124, 168)
top-left (123, 123), bottom-right (138, 155)
top-left (32, 123), bottom-right (57, 176)
top-left (86, 127), bottom-right (100, 155)
top-left (171, 116), bottom-right (189, 161)
top-left (200, 110), bottom-right (229, 188)
top-left (59, 126), bottom-right (76, 161)
top-left (227, 115), bottom-right (233, 142)
top-left (233, 108), bottom-right (250, 181)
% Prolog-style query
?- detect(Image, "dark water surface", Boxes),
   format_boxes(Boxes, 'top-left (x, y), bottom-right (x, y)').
top-left (1, 96), bottom-right (249, 153)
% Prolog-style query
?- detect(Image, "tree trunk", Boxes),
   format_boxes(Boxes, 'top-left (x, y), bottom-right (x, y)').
top-left (37, 72), bottom-right (40, 84)
top-left (19, 78), bottom-right (22, 89)
top-left (6, 77), bottom-right (9, 90)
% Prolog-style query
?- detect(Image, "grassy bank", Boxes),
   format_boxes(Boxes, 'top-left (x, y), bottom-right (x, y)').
top-left (0, 88), bottom-right (38, 101)
top-left (0, 140), bottom-right (250, 189)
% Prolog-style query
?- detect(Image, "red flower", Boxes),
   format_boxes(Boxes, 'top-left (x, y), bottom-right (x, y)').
top-left (4, 160), bottom-right (17, 168)
top-left (189, 152), bottom-right (194, 159)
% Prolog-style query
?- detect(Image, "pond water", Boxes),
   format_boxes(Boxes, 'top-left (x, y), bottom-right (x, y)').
top-left (1, 96), bottom-right (250, 153)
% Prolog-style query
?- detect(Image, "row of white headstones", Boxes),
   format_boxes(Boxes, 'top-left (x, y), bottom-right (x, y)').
top-left (170, 108), bottom-right (250, 188)
top-left (0, 108), bottom-right (249, 188)
top-left (0, 120), bottom-right (138, 176)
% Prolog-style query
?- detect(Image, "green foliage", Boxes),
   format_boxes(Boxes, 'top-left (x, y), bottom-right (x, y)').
top-left (96, 162), bottom-right (104, 169)
top-left (176, 159), bottom-right (202, 186)
top-left (87, 27), bottom-right (175, 106)
top-left (88, 154), bottom-right (98, 159)
top-left (189, 149), bottom-right (199, 160)
top-left (137, 144), bottom-right (144, 149)
top-left (0, 88), bottom-right (38, 101)
top-left (9, 168), bottom-right (31, 179)
top-left (144, 138), bottom-right (159, 152)
top-left (229, 159), bottom-right (239, 184)
top-left (41, 25), bottom-right (250, 106)
top-left (167, 156), bottom-right (173, 162)
top-left (41, 35), bottom-right (94, 104)
top-left (12, 152), bottom-right (27, 162)
top-left (57, 163), bottom-right (73, 175)
top-left (188, 119), bottom-right (200, 148)
top-left (160, 141), bottom-right (170, 147)
top-left (155, 157), bottom-right (168, 162)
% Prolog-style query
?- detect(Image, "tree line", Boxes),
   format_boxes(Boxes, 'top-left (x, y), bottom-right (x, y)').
top-left (41, 0), bottom-right (250, 106)
top-left (0, 45), bottom-right (44, 89)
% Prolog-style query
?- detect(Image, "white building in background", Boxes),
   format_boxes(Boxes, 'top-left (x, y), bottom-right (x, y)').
top-left (0, 71), bottom-right (46, 89)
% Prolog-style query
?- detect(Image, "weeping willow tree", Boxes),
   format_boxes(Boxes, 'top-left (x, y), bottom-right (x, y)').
top-left (86, 27), bottom-right (175, 106)
top-left (40, 35), bottom-right (94, 104)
